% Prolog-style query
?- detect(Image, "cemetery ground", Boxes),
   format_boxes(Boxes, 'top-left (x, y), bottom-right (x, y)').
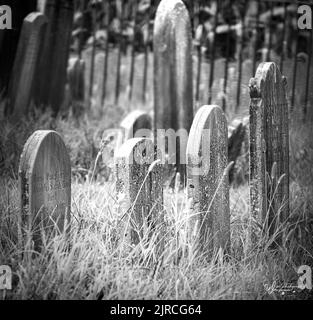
top-left (0, 98), bottom-right (312, 300)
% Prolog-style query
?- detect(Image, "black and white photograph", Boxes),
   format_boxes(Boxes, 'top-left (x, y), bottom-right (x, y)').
top-left (0, 0), bottom-right (312, 303)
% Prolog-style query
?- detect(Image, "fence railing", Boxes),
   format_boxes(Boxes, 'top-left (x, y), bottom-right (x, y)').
top-left (71, 0), bottom-right (312, 117)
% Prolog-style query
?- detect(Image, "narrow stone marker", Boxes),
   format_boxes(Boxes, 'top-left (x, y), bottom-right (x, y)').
top-left (8, 12), bottom-right (47, 116)
top-left (19, 131), bottom-right (71, 249)
top-left (186, 105), bottom-right (230, 256)
top-left (68, 57), bottom-right (85, 105)
top-left (249, 62), bottom-right (289, 235)
top-left (153, 0), bottom-right (193, 181)
top-left (115, 138), bottom-right (163, 246)
top-left (120, 110), bottom-right (152, 141)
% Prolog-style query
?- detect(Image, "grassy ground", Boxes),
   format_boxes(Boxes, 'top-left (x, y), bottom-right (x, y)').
top-left (0, 100), bottom-right (312, 299)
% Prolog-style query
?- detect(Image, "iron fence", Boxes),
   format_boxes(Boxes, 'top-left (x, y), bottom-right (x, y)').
top-left (72, 0), bottom-right (313, 116)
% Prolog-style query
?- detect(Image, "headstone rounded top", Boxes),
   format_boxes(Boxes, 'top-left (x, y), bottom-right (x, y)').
top-left (120, 110), bottom-right (152, 140)
top-left (154, 0), bottom-right (190, 36)
top-left (25, 11), bottom-right (47, 24)
top-left (115, 137), bottom-right (154, 165)
top-left (187, 105), bottom-right (226, 157)
top-left (254, 62), bottom-right (284, 90)
top-left (19, 130), bottom-right (71, 246)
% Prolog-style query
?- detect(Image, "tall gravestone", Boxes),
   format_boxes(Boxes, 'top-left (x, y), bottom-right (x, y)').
top-left (153, 0), bottom-right (194, 182)
top-left (249, 62), bottom-right (289, 235)
top-left (19, 130), bottom-right (71, 249)
top-left (34, 0), bottom-right (74, 114)
top-left (115, 138), bottom-right (163, 246)
top-left (7, 12), bottom-right (47, 116)
top-left (120, 110), bottom-right (152, 141)
top-left (186, 105), bottom-right (230, 255)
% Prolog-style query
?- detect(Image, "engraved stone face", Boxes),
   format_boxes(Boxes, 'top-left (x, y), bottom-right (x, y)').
top-left (19, 130), bottom-right (71, 248)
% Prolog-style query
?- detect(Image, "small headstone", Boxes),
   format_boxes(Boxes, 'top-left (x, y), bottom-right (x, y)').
top-left (249, 62), bottom-right (289, 235)
top-left (19, 130), bottom-right (71, 248)
top-left (186, 105), bottom-right (230, 255)
top-left (115, 138), bottom-right (163, 246)
top-left (67, 57), bottom-right (85, 104)
top-left (8, 12), bottom-right (47, 115)
top-left (120, 110), bottom-right (152, 141)
top-left (153, 0), bottom-right (194, 179)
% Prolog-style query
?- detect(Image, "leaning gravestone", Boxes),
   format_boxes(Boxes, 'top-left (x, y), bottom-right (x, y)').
top-left (115, 138), bottom-right (163, 246)
top-left (154, 0), bottom-right (193, 180)
top-left (8, 12), bottom-right (47, 116)
top-left (19, 131), bottom-right (71, 249)
top-left (120, 110), bottom-right (152, 141)
top-left (249, 62), bottom-right (289, 235)
top-left (186, 105), bottom-right (230, 255)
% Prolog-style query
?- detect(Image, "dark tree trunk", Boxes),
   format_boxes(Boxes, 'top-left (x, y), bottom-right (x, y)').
top-left (34, 0), bottom-right (74, 115)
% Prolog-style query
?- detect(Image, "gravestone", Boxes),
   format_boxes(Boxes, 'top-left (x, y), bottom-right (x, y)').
top-left (120, 110), bottom-right (152, 141)
top-left (249, 62), bottom-right (289, 235)
top-left (19, 130), bottom-right (71, 248)
top-left (153, 0), bottom-right (194, 180)
top-left (67, 57), bottom-right (85, 105)
top-left (115, 138), bottom-right (163, 246)
top-left (34, 0), bottom-right (74, 114)
top-left (186, 105), bottom-right (230, 255)
top-left (8, 12), bottom-right (47, 116)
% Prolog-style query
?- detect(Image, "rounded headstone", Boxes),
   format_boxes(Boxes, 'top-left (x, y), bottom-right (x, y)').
top-left (186, 105), bottom-right (230, 255)
top-left (19, 130), bottom-right (71, 248)
top-left (120, 110), bottom-right (152, 141)
top-left (154, 0), bottom-right (194, 132)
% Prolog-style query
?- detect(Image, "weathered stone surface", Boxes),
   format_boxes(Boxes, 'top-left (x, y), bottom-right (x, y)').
top-left (249, 62), bottom-right (289, 233)
top-left (115, 138), bottom-right (163, 245)
top-left (120, 110), bottom-right (152, 141)
top-left (19, 130), bottom-right (71, 248)
top-left (154, 0), bottom-right (194, 180)
top-left (8, 12), bottom-right (47, 115)
top-left (186, 105), bottom-right (230, 255)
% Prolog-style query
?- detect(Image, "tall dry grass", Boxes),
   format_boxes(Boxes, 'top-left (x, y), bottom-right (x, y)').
top-left (0, 105), bottom-right (312, 300)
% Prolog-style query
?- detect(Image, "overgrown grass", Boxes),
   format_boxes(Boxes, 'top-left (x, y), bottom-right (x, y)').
top-left (0, 103), bottom-right (312, 300)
